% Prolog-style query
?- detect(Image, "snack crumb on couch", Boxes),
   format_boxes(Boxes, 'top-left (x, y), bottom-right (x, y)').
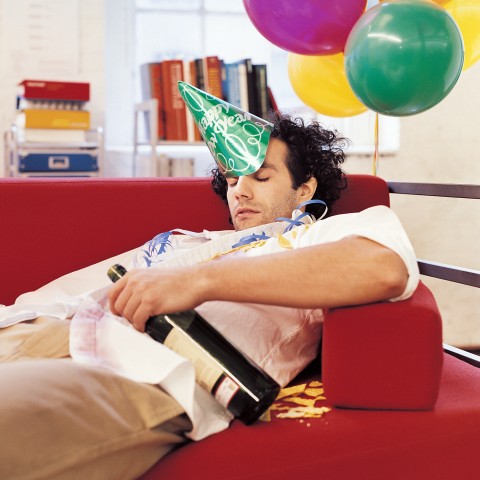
top-left (260, 380), bottom-right (331, 422)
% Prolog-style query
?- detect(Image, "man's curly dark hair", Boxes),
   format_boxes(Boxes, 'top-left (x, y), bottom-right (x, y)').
top-left (211, 112), bottom-right (348, 219)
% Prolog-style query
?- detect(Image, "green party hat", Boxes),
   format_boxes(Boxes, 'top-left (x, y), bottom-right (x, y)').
top-left (178, 81), bottom-right (273, 177)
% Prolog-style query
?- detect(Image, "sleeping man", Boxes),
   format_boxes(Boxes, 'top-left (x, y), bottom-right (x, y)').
top-left (0, 83), bottom-right (418, 480)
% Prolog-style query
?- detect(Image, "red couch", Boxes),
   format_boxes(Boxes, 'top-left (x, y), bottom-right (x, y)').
top-left (1, 174), bottom-right (479, 479)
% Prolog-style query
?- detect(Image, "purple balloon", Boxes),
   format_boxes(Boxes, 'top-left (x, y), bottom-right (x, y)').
top-left (243, 0), bottom-right (367, 55)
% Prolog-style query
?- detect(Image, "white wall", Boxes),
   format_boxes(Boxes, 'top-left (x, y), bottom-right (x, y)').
top-left (104, 0), bottom-right (134, 149)
top-left (346, 62), bottom-right (480, 348)
top-left (0, 0), bottom-right (105, 172)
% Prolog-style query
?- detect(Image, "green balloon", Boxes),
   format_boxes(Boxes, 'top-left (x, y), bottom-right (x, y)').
top-left (344, 0), bottom-right (464, 116)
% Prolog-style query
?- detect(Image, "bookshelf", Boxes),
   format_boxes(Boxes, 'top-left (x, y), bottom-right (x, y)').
top-left (4, 126), bottom-right (104, 177)
top-left (133, 56), bottom-right (276, 177)
top-left (133, 99), bottom-right (207, 177)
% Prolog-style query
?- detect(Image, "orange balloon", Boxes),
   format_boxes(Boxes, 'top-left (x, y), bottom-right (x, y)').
top-left (446, 0), bottom-right (480, 70)
top-left (288, 53), bottom-right (367, 117)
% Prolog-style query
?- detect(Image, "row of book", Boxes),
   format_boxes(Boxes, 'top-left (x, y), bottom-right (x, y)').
top-left (14, 79), bottom-right (91, 144)
top-left (140, 56), bottom-right (279, 142)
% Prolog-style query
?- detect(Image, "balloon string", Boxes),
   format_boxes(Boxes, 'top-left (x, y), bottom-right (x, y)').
top-left (372, 112), bottom-right (379, 176)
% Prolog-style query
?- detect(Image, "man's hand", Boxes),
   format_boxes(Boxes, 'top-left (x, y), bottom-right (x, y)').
top-left (108, 266), bottom-right (205, 332)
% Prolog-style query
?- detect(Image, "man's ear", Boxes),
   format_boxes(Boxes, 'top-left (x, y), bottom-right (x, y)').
top-left (299, 176), bottom-right (318, 202)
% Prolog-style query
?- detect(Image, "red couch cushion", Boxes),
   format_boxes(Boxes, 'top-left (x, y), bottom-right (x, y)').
top-left (0, 177), bottom-right (230, 305)
top-left (322, 282), bottom-right (444, 410)
top-left (0, 174), bottom-right (388, 305)
top-left (331, 173), bottom-right (390, 215)
top-left (142, 354), bottom-right (480, 480)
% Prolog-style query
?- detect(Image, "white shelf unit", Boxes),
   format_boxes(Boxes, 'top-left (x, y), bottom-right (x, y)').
top-left (133, 99), bottom-right (208, 177)
top-left (4, 126), bottom-right (104, 178)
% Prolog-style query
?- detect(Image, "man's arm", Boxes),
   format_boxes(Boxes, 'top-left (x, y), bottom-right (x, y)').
top-left (108, 236), bottom-right (408, 332)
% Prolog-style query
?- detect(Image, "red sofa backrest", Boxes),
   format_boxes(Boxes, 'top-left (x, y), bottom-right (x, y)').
top-left (0, 174), bottom-right (389, 306)
top-left (330, 173), bottom-right (390, 215)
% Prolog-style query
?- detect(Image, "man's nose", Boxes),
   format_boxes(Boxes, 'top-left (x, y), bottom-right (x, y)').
top-left (234, 176), bottom-right (253, 199)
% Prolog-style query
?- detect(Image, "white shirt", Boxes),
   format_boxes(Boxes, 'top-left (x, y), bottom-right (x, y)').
top-left (0, 205), bottom-right (419, 440)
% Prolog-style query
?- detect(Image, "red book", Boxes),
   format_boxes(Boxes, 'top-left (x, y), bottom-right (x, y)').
top-left (183, 60), bottom-right (202, 142)
top-left (18, 80), bottom-right (90, 102)
top-left (203, 56), bottom-right (223, 99)
top-left (140, 63), bottom-right (166, 140)
top-left (160, 60), bottom-right (188, 141)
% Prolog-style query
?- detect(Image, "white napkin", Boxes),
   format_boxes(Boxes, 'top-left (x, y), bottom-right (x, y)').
top-left (69, 295), bottom-right (233, 441)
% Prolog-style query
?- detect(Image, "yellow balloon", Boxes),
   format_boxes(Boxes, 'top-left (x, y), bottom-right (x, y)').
top-left (446, 0), bottom-right (480, 70)
top-left (288, 53), bottom-right (367, 117)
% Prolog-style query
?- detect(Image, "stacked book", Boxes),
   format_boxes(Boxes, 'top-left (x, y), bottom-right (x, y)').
top-left (10, 79), bottom-right (101, 176)
top-left (15, 80), bottom-right (90, 142)
top-left (15, 79), bottom-right (90, 142)
top-left (140, 56), bottom-right (278, 143)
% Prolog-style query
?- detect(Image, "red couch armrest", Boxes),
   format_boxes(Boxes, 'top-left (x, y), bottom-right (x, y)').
top-left (322, 281), bottom-right (443, 410)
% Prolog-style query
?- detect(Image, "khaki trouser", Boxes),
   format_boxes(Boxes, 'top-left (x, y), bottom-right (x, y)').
top-left (0, 316), bottom-right (191, 480)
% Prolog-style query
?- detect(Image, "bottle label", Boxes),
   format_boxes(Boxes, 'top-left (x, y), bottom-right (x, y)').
top-left (214, 376), bottom-right (240, 409)
top-left (164, 327), bottom-right (224, 393)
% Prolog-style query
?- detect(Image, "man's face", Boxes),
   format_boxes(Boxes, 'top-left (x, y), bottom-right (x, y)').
top-left (226, 138), bottom-right (304, 231)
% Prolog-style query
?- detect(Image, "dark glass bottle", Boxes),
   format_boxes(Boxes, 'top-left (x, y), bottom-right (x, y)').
top-left (107, 264), bottom-right (280, 424)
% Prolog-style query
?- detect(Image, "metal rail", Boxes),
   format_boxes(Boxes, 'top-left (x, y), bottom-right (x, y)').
top-left (388, 182), bottom-right (480, 199)
top-left (388, 181), bottom-right (480, 363)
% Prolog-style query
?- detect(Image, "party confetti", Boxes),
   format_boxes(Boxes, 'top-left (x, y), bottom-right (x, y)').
top-left (260, 380), bottom-right (331, 422)
top-left (276, 406), bottom-right (331, 419)
top-left (277, 234), bottom-right (293, 250)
